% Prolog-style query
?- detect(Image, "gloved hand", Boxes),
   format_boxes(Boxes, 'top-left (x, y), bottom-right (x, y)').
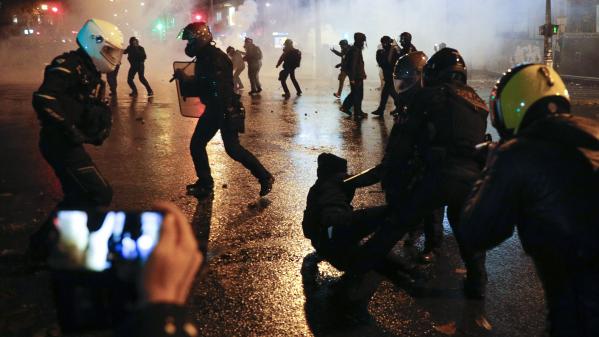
top-left (82, 104), bottom-right (112, 145)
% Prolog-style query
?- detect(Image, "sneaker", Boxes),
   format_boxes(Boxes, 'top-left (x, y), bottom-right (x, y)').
top-left (129, 92), bottom-right (138, 97)
top-left (282, 93), bottom-right (290, 98)
top-left (353, 112), bottom-right (367, 120)
top-left (147, 91), bottom-right (154, 97)
top-left (257, 87), bottom-right (262, 93)
top-left (333, 92), bottom-right (340, 98)
top-left (371, 109), bottom-right (384, 116)
top-left (296, 91), bottom-right (302, 96)
top-left (259, 175), bottom-right (275, 197)
top-left (248, 91), bottom-right (256, 96)
top-left (186, 182), bottom-right (214, 198)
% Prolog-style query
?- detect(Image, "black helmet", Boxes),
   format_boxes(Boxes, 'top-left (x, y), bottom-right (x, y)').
top-left (178, 22), bottom-right (212, 47)
top-left (422, 47), bottom-right (467, 86)
top-left (339, 39), bottom-right (349, 46)
top-left (393, 51), bottom-right (428, 93)
top-left (399, 32), bottom-right (412, 45)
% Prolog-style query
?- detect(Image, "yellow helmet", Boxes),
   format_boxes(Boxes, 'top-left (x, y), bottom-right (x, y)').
top-left (490, 63), bottom-right (570, 138)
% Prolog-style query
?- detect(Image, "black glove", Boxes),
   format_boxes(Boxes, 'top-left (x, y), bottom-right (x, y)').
top-left (81, 104), bottom-right (112, 145)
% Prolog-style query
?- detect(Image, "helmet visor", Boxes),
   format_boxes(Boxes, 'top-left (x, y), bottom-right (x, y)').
top-left (100, 44), bottom-right (124, 66)
top-left (394, 76), bottom-right (418, 94)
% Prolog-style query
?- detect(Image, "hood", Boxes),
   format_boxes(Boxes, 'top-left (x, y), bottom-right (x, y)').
top-left (520, 114), bottom-right (599, 170)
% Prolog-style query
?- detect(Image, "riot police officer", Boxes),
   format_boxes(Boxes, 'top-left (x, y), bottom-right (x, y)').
top-left (460, 64), bottom-right (599, 336)
top-left (345, 48), bottom-right (489, 298)
top-left (371, 36), bottom-right (401, 117)
top-left (29, 19), bottom-right (124, 258)
top-left (175, 22), bottom-right (274, 198)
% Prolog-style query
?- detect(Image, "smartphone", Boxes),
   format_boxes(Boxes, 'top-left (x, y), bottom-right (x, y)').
top-left (49, 210), bottom-right (163, 333)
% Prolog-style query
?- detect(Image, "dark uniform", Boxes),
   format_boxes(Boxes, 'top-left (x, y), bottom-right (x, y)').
top-left (276, 43), bottom-right (302, 97)
top-left (30, 49), bottom-right (113, 253)
top-left (461, 115), bottom-right (599, 336)
top-left (124, 41), bottom-right (153, 96)
top-left (185, 44), bottom-right (272, 192)
top-left (345, 79), bottom-right (489, 296)
top-left (373, 40), bottom-right (401, 115)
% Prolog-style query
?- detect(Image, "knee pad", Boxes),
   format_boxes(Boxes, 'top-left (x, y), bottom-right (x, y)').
top-left (69, 166), bottom-right (112, 206)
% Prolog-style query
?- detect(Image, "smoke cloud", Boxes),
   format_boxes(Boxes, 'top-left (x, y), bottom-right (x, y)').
top-left (0, 0), bottom-right (566, 84)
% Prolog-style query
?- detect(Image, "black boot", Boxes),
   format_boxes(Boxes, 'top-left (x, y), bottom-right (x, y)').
top-left (259, 175), bottom-right (275, 197)
top-left (186, 180), bottom-right (214, 198)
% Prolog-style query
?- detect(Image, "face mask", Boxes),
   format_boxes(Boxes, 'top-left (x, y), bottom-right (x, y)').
top-left (185, 40), bottom-right (197, 57)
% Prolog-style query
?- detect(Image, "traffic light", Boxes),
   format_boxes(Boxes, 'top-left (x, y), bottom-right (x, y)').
top-left (539, 24), bottom-right (560, 36)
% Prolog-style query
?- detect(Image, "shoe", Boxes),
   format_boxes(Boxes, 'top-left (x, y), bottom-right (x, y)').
top-left (257, 87), bottom-right (262, 93)
top-left (282, 93), bottom-right (290, 98)
top-left (129, 92), bottom-right (138, 97)
top-left (186, 181), bottom-right (214, 198)
top-left (147, 91), bottom-right (154, 97)
top-left (463, 277), bottom-right (486, 300)
top-left (296, 91), bottom-right (302, 96)
top-left (353, 112), bottom-right (367, 120)
top-left (333, 92), bottom-right (340, 98)
top-left (339, 106), bottom-right (352, 116)
top-left (259, 175), bottom-right (275, 197)
top-left (248, 91), bottom-right (256, 96)
top-left (371, 109), bottom-right (384, 116)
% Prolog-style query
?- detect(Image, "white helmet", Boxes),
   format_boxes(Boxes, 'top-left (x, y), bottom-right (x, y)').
top-left (77, 19), bottom-right (124, 73)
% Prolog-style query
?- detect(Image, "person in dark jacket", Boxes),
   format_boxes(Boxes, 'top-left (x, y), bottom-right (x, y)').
top-left (344, 48), bottom-right (489, 299)
top-left (391, 51), bottom-right (445, 263)
top-left (175, 22), bottom-right (274, 198)
top-left (242, 37), bottom-right (263, 95)
top-left (341, 32), bottom-right (368, 121)
top-left (303, 154), bottom-right (420, 317)
top-left (398, 32), bottom-right (417, 57)
top-left (276, 39), bottom-right (302, 98)
top-left (226, 46), bottom-right (245, 91)
top-left (331, 39), bottom-right (349, 98)
top-left (460, 64), bottom-right (599, 337)
top-left (28, 19), bottom-right (123, 260)
top-left (124, 37), bottom-right (153, 97)
top-left (371, 36), bottom-right (401, 116)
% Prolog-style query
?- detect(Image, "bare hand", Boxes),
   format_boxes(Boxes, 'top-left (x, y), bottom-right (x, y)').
top-left (143, 201), bottom-right (203, 305)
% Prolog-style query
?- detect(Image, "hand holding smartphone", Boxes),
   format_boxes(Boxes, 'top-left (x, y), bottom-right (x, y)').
top-left (50, 201), bottom-right (203, 333)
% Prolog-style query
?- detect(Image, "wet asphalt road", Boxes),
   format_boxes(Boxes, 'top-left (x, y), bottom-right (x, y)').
top-left (0, 74), bottom-right (598, 337)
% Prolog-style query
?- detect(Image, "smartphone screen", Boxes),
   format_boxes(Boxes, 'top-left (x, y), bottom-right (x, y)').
top-left (50, 210), bottom-right (162, 272)
top-left (50, 210), bottom-right (163, 333)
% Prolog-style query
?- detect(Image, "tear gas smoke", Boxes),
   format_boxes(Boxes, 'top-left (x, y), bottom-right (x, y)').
top-left (0, 0), bottom-right (566, 85)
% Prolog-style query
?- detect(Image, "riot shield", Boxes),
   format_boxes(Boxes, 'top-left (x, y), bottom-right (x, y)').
top-left (173, 61), bottom-right (206, 118)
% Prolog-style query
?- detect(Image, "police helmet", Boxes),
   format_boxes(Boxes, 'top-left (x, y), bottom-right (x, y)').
top-left (393, 51), bottom-right (428, 94)
top-left (178, 22), bottom-right (213, 48)
top-left (422, 47), bottom-right (467, 86)
top-left (76, 19), bottom-right (124, 73)
top-left (490, 63), bottom-right (570, 138)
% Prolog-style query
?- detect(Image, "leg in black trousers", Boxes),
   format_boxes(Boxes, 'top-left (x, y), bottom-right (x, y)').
top-left (279, 69), bottom-right (291, 96)
top-left (136, 63), bottom-right (153, 94)
top-left (289, 69), bottom-right (301, 94)
top-left (248, 65), bottom-right (258, 92)
top-left (127, 66), bottom-right (138, 94)
top-left (352, 80), bottom-right (364, 118)
top-left (189, 108), bottom-right (221, 188)
top-left (221, 122), bottom-right (270, 182)
top-left (30, 129), bottom-right (113, 258)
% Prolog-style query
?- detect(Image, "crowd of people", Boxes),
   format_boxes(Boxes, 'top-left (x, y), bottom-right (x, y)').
top-left (27, 17), bottom-right (598, 337)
